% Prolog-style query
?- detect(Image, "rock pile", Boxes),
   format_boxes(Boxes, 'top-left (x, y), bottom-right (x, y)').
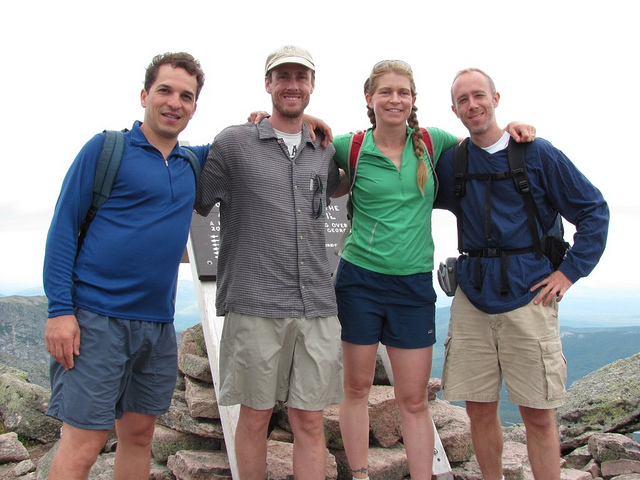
top-left (1, 326), bottom-right (639, 479)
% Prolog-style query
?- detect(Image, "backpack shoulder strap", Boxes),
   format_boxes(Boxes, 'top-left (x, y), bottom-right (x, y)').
top-left (420, 127), bottom-right (438, 198)
top-left (420, 127), bottom-right (434, 156)
top-left (345, 131), bottom-right (366, 220)
top-left (507, 139), bottom-right (529, 195)
top-left (78, 129), bottom-right (126, 250)
top-left (452, 138), bottom-right (469, 253)
top-left (453, 137), bottom-right (469, 199)
top-left (93, 130), bottom-right (125, 209)
top-left (335, 131), bottom-right (365, 258)
top-left (347, 131), bottom-right (365, 192)
top-left (182, 147), bottom-right (202, 180)
top-left (507, 139), bottom-right (543, 258)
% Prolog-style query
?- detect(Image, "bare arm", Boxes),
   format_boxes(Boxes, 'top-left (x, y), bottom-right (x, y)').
top-left (504, 121), bottom-right (537, 143)
top-left (331, 169), bottom-right (350, 198)
top-left (247, 111), bottom-right (334, 147)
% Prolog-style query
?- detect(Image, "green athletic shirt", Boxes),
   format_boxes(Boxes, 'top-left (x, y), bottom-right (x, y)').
top-left (333, 127), bottom-right (458, 275)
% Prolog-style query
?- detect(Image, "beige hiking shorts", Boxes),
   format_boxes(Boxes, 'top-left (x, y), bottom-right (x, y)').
top-left (441, 289), bottom-right (566, 409)
top-left (218, 311), bottom-right (344, 411)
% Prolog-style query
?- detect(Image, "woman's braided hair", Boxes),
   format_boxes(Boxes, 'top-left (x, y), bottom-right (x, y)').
top-left (364, 60), bottom-right (428, 196)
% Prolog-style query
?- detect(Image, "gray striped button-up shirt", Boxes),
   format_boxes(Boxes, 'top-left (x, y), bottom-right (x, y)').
top-left (195, 119), bottom-right (340, 319)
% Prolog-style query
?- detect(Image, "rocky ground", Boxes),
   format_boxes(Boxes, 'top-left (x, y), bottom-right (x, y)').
top-left (0, 441), bottom-right (52, 480)
top-left (1, 325), bottom-right (639, 479)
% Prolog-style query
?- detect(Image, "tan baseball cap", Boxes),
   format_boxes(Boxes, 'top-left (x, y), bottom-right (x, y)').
top-left (264, 45), bottom-right (315, 75)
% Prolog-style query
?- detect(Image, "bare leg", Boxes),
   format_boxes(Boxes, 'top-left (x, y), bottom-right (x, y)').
top-left (386, 345), bottom-right (433, 480)
top-left (466, 401), bottom-right (503, 480)
top-left (519, 406), bottom-right (561, 480)
top-left (235, 405), bottom-right (273, 480)
top-left (288, 407), bottom-right (327, 480)
top-left (339, 342), bottom-right (378, 479)
top-left (113, 412), bottom-right (157, 480)
top-left (48, 423), bottom-right (109, 480)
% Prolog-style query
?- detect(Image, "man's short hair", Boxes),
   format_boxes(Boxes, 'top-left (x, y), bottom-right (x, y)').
top-left (145, 52), bottom-right (205, 101)
top-left (450, 68), bottom-right (496, 105)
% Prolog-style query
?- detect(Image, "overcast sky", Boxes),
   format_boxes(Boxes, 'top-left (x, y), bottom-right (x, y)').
top-left (1, 0), bottom-right (638, 296)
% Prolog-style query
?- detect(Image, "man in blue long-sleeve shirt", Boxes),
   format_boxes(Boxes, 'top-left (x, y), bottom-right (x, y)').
top-left (435, 68), bottom-right (609, 479)
top-left (43, 52), bottom-right (207, 480)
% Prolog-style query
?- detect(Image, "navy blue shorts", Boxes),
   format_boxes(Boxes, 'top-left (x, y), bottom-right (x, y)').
top-left (334, 259), bottom-right (437, 348)
top-left (47, 308), bottom-right (178, 430)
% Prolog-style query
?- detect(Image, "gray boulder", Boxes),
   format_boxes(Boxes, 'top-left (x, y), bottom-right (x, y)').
top-left (266, 440), bottom-right (337, 480)
top-left (184, 375), bottom-right (220, 419)
top-left (0, 372), bottom-right (61, 443)
top-left (0, 432), bottom-right (29, 463)
top-left (151, 424), bottom-right (221, 463)
top-left (556, 353), bottom-right (640, 451)
top-left (156, 390), bottom-right (224, 439)
top-left (36, 442), bottom-right (115, 480)
top-left (178, 324), bottom-right (212, 383)
top-left (588, 433), bottom-right (640, 463)
top-left (167, 450), bottom-right (231, 479)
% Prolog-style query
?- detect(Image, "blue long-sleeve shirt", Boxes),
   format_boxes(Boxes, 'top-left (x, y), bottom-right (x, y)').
top-left (435, 137), bottom-right (609, 314)
top-left (43, 121), bottom-right (208, 321)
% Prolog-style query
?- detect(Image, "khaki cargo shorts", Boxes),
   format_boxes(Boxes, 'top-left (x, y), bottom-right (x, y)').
top-left (441, 289), bottom-right (566, 409)
top-left (218, 312), bottom-right (344, 411)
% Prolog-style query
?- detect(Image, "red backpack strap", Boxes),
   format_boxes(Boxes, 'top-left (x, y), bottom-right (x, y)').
top-left (335, 131), bottom-right (365, 256)
top-left (343, 131), bottom-right (366, 223)
top-left (348, 131), bottom-right (365, 191)
top-left (420, 127), bottom-right (434, 156)
top-left (420, 127), bottom-right (439, 198)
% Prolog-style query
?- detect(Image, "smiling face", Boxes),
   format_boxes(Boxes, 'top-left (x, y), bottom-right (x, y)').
top-left (451, 70), bottom-right (501, 140)
top-left (366, 72), bottom-right (415, 128)
top-left (265, 63), bottom-right (314, 122)
top-left (140, 64), bottom-right (198, 144)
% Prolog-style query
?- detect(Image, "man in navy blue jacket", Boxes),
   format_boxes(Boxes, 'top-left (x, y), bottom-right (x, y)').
top-left (43, 52), bottom-right (207, 480)
top-left (435, 68), bottom-right (609, 479)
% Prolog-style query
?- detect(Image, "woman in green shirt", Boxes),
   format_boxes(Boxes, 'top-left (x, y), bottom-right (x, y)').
top-left (332, 60), bottom-right (458, 480)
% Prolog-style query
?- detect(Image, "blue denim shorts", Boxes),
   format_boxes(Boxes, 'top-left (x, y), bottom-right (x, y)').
top-left (47, 308), bottom-right (178, 430)
top-left (334, 259), bottom-right (437, 348)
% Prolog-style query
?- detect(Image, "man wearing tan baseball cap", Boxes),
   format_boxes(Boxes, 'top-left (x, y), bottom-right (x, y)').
top-left (264, 44), bottom-right (315, 74)
top-left (195, 45), bottom-right (343, 480)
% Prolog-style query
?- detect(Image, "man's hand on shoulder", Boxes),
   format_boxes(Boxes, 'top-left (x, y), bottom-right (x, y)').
top-left (247, 111), bottom-right (333, 147)
top-left (248, 111), bottom-right (270, 123)
top-left (505, 121), bottom-right (536, 143)
top-left (303, 114), bottom-right (333, 147)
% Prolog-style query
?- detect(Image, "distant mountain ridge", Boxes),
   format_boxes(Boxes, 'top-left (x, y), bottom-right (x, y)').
top-left (4, 281), bottom-right (640, 329)
top-left (2, 287), bottom-right (639, 426)
top-left (0, 295), bottom-right (49, 387)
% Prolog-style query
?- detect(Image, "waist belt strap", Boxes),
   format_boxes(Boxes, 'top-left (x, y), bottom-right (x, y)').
top-left (467, 246), bottom-right (536, 295)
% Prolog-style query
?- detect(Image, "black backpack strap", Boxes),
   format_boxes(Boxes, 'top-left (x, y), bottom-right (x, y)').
top-left (182, 147), bottom-right (202, 179)
top-left (453, 138), bottom-right (469, 254)
top-left (181, 147), bottom-right (202, 195)
top-left (78, 129), bottom-right (126, 252)
top-left (455, 138), bottom-right (543, 295)
top-left (507, 139), bottom-right (543, 259)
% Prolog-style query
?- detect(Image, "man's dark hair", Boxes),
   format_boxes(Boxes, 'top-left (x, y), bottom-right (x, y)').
top-left (145, 52), bottom-right (205, 100)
